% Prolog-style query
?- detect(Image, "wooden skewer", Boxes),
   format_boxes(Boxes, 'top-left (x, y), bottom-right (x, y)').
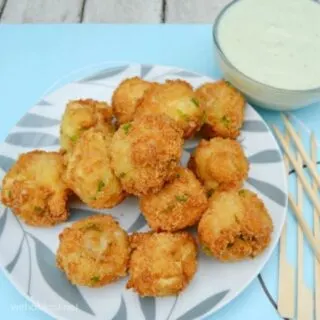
top-left (311, 133), bottom-right (320, 320)
top-left (282, 113), bottom-right (320, 188)
top-left (296, 146), bottom-right (313, 320)
top-left (273, 126), bottom-right (320, 218)
top-left (277, 134), bottom-right (295, 319)
top-left (288, 196), bottom-right (320, 263)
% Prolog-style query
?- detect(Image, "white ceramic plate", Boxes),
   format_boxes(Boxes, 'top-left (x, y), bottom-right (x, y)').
top-left (0, 63), bottom-right (287, 320)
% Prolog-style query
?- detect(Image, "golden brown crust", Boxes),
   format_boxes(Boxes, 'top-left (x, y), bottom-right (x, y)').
top-left (136, 80), bottom-right (204, 139)
top-left (110, 114), bottom-right (183, 196)
top-left (140, 168), bottom-right (208, 231)
top-left (112, 77), bottom-right (153, 124)
top-left (127, 232), bottom-right (197, 296)
top-left (198, 189), bottom-right (273, 261)
top-left (188, 137), bottom-right (249, 194)
top-left (196, 80), bottom-right (245, 139)
top-left (60, 99), bottom-right (114, 156)
top-left (56, 214), bottom-right (129, 287)
top-left (65, 128), bottom-right (126, 209)
top-left (1, 150), bottom-right (70, 226)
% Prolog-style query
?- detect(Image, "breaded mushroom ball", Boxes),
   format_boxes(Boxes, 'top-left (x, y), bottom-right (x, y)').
top-left (198, 189), bottom-right (273, 261)
top-left (1, 151), bottom-right (69, 226)
top-left (188, 137), bottom-right (249, 194)
top-left (127, 232), bottom-right (197, 296)
top-left (196, 80), bottom-right (245, 139)
top-left (112, 77), bottom-right (152, 124)
top-left (60, 99), bottom-right (114, 156)
top-left (140, 168), bottom-right (208, 231)
top-left (65, 128), bottom-right (125, 208)
top-left (110, 114), bottom-right (183, 196)
top-left (56, 214), bottom-right (129, 287)
top-left (137, 80), bottom-right (204, 138)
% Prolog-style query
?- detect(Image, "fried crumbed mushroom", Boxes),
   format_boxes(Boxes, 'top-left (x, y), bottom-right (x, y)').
top-left (1, 150), bottom-right (70, 226)
top-left (110, 114), bottom-right (183, 196)
top-left (198, 189), bottom-right (273, 261)
top-left (140, 167), bottom-right (207, 231)
top-left (127, 232), bottom-right (197, 296)
top-left (196, 80), bottom-right (245, 139)
top-left (112, 77), bottom-right (153, 124)
top-left (60, 99), bottom-right (114, 156)
top-left (188, 137), bottom-right (249, 194)
top-left (137, 80), bottom-right (204, 138)
top-left (56, 214), bottom-right (129, 287)
top-left (65, 128), bottom-right (126, 208)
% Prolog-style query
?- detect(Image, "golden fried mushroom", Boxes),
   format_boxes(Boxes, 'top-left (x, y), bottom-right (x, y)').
top-left (56, 215), bottom-right (129, 287)
top-left (137, 80), bottom-right (204, 138)
top-left (140, 168), bottom-right (208, 231)
top-left (1, 151), bottom-right (69, 226)
top-left (65, 128), bottom-right (125, 208)
top-left (110, 114), bottom-right (183, 196)
top-left (127, 232), bottom-right (197, 296)
top-left (112, 77), bottom-right (152, 124)
top-left (188, 137), bottom-right (249, 194)
top-left (198, 189), bottom-right (273, 261)
top-left (196, 80), bottom-right (245, 139)
top-left (60, 99), bottom-right (114, 156)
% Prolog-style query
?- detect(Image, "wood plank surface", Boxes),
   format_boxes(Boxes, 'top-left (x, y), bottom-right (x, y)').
top-left (166, 0), bottom-right (232, 23)
top-left (83, 0), bottom-right (163, 23)
top-left (1, 0), bottom-right (84, 23)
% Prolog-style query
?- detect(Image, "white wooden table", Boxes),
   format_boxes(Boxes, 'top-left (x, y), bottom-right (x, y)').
top-left (0, 0), bottom-right (232, 23)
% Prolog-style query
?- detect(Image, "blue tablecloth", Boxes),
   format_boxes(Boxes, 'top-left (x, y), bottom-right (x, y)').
top-left (0, 24), bottom-right (319, 320)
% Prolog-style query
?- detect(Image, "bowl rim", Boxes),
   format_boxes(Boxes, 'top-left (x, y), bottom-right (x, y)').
top-left (213, 0), bottom-right (320, 94)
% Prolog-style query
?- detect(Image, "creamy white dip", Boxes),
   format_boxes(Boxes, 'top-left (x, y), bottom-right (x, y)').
top-left (217, 0), bottom-right (320, 90)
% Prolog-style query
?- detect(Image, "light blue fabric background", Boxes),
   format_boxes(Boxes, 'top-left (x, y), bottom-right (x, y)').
top-left (0, 25), bottom-right (319, 320)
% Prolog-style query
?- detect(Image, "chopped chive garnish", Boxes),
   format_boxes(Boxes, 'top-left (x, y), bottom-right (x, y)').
top-left (34, 206), bottom-right (44, 214)
top-left (7, 190), bottom-right (12, 198)
top-left (70, 135), bottom-right (78, 142)
top-left (201, 111), bottom-right (207, 124)
top-left (191, 97), bottom-right (200, 107)
top-left (175, 194), bottom-right (188, 202)
top-left (123, 123), bottom-right (132, 135)
top-left (206, 189), bottom-right (213, 197)
top-left (221, 115), bottom-right (230, 128)
top-left (91, 276), bottom-right (100, 283)
top-left (177, 109), bottom-right (189, 121)
top-left (238, 190), bottom-right (246, 196)
top-left (97, 180), bottom-right (105, 192)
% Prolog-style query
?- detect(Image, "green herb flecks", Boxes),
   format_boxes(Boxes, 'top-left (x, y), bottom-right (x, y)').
top-left (91, 276), bottom-right (100, 283)
top-left (221, 115), bottom-right (231, 128)
top-left (191, 97), bottom-right (200, 107)
top-left (202, 245), bottom-right (212, 256)
top-left (70, 135), bottom-right (79, 143)
top-left (97, 180), bottom-right (105, 192)
top-left (206, 189), bottom-right (214, 198)
top-left (201, 111), bottom-right (207, 125)
top-left (123, 123), bottom-right (132, 135)
top-left (238, 190), bottom-right (247, 197)
top-left (119, 172), bottom-right (126, 178)
top-left (177, 109), bottom-right (189, 122)
top-left (175, 194), bottom-right (188, 203)
top-left (34, 206), bottom-right (44, 215)
top-left (7, 190), bottom-right (12, 198)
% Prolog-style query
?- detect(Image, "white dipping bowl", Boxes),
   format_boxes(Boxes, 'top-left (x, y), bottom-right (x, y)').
top-left (213, 1), bottom-right (320, 111)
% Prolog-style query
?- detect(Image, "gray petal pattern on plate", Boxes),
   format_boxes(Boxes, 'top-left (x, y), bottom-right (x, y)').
top-left (36, 100), bottom-right (52, 106)
top-left (242, 120), bottom-right (268, 132)
top-left (17, 114), bottom-right (60, 128)
top-left (30, 234), bottom-right (95, 315)
top-left (141, 65), bottom-right (154, 79)
top-left (6, 238), bottom-right (24, 273)
top-left (0, 209), bottom-right (7, 239)
top-left (5, 132), bottom-right (59, 147)
top-left (247, 177), bottom-right (287, 207)
top-left (112, 295), bottom-right (127, 320)
top-left (79, 66), bottom-right (129, 83)
top-left (171, 70), bottom-right (200, 78)
top-left (139, 296), bottom-right (156, 320)
top-left (127, 214), bottom-right (147, 233)
top-left (0, 155), bottom-right (15, 172)
top-left (176, 290), bottom-right (229, 320)
top-left (248, 150), bottom-right (281, 164)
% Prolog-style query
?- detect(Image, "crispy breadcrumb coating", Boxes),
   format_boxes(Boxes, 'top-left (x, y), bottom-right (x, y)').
top-left (140, 168), bottom-right (207, 231)
top-left (56, 214), bottom-right (129, 287)
top-left (196, 80), bottom-right (245, 139)
top-left (60, 99), bottom-right (114, 156)
top-left (188, 137), bottom-right (249, 194)
top-left (112, 77), bottom-right (152, 124)
top-left (1, 150), bottom-right (69, 226)
top-left (137, 80), bottom-right (204, 138)
top-left (65, 128), bottom-right (126, 208)
top-left (110, 114), bottom-right (183, 196)
top-left (198, 189), bottom-right (273, 261)
top-left (127, 232), bottom-right (197, 296)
